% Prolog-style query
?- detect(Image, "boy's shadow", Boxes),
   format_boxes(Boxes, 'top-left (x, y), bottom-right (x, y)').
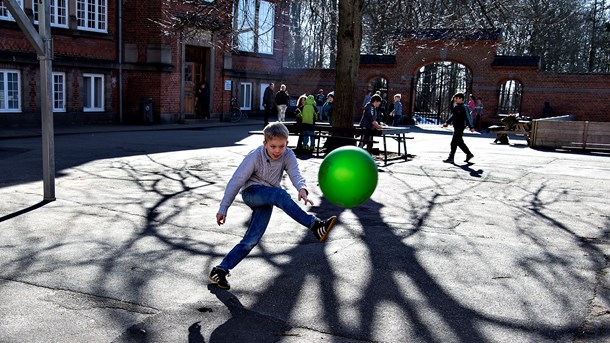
top-left (207, 285), bottom-right (291, 343)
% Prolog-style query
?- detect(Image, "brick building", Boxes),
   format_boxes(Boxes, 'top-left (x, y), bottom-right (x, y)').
top-left (0, 0), bottom-right (289, 127)
top-left (1, 3), bottom-right (608, 128)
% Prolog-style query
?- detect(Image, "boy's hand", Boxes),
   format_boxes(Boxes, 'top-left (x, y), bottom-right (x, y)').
top-left (298, 189), bottom-right (314, 206)
top-left (216, 213), bottom-right (226, 226)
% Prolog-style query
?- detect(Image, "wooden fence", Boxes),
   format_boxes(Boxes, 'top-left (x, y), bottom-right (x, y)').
top-left (530, 115), bottom-right (610, 151)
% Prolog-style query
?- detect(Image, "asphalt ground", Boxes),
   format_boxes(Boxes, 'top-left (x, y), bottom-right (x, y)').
top-left (1, 119), bottom-right (609, 343)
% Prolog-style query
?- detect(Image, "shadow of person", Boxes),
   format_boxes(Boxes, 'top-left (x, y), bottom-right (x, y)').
top-left (208, 285), bottom-right (291, 343)
top-left (188, 322), bottom-right (205, 343)
top-left (458, 163), bottom-right (484, 178)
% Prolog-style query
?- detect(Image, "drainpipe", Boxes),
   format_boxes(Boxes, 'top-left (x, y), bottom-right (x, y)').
top-left (180, 32), bottom-right (185, 122)
top-left (118, 0), bottom-right (123, 123)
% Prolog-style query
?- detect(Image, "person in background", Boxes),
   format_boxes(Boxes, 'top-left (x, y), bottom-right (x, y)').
top-left (379, 92), bottom-right (388, 124)
top-left (442, 92), bottom-right (475, 163)
top-left (542, 101), bottom-right (554, 118)
top-left (359, 94), bottom-right (383, 153)
top-left (293, 94), bottom-right (308, 152)
top-left (195, 83), bottom-right (210, 119)
top-left (467, 94), bottom-right (476, 113)
top-left (297, 95), bottom-right (318, 153)
top-left (392, 94), bottom-right (403, 126)
top-left (362, 90), bottom-right (372, 109)
top-left (263, 83), bottom-right (275, 127)
top-left (473, 97), bottom-right (484, 131)
top-left (315, 89), bottom-right (326, 115)
top-left (274, 84), bottom-right (290, 122)
top-left (321, 92), bottom-right (334, 123)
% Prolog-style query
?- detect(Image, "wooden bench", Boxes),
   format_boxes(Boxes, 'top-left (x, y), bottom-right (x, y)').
top-left (488, 118), bottom-right (531, 144)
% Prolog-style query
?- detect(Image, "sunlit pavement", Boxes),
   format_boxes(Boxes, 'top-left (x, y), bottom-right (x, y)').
top-left (1, 121), bottom-right (609, 342)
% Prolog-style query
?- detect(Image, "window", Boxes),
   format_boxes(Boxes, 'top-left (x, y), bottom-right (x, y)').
top-left (53, 72), bottom-right (66, 112)
top-left (0, 0), bottom-right (23, 21)
top-left (33, 0), bottom-right (68, 28)
top-left (239, 82), bottom-right (252, 110)
top-left (234, 0), bottom-right (275, 54)
top-left (76, 0), bottom-right (107, 32)
top-left (0, 70), bottom-right (21, 112)
top-left (498, 80), bottom-right (523, 114)
top-left (83, 74), bottom-right (103, 111)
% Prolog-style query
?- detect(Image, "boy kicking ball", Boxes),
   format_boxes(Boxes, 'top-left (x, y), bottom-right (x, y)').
top-left (209, 122), bottom-right (337, 289)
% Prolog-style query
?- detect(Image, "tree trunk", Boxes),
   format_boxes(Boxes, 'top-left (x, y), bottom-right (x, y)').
top-left (333, 0), bottom-right (363, 129)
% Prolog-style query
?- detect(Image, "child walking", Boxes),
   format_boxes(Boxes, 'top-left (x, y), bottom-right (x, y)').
top-left (209, 122), bottom-right (337, 289)
top-left (442, 92), bottom-right (475, 163)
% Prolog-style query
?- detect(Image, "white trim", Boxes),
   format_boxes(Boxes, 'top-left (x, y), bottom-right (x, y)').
top-left (83, 73), bottom-right (104, 112)
top-left (76, 0), bottom-right (107, 33)
top-left (0, 0), bottom-right (23, 21)
top-left (33, 0), bottom-right (69, 28)
top-left (52, 72), bottom-right (66, 112)
top-left (240, 82), bottom-right (252, 110)
top-left (0, 69), bottom-right (21, 113)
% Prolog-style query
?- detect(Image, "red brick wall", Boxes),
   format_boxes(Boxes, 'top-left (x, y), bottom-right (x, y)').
top-left (281, 39), bottom-right (610, 123)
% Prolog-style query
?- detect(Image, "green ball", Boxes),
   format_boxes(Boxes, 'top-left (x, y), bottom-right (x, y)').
top-left (318, 146), bottom-right (378, 208)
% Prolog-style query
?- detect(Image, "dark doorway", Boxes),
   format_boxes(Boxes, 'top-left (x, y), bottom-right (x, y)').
top-left (185, 45), bottom-right (211, 118)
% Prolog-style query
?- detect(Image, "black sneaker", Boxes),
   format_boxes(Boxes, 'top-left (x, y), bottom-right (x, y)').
top-left (443, 157), bottom-right (454, 163)
top-left (311, 216), bottom-right (337, 242)
top-left (465, 154), bottom-right (474, 162)
top-left (209, 267), bottom-right (230, 289)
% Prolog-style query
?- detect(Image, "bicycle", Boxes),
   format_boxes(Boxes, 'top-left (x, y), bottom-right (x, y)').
top-left (230, 97), bottom-right (248, 122)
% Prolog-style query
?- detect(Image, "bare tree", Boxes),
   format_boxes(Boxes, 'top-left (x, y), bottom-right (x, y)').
top-left (333, 0), bottom-right (365, 129)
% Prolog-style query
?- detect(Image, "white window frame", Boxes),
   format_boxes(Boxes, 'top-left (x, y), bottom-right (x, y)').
top-left (83, 73), bottom-right (104, 112)
top-left (0, 0), bottom-right (23, 21)
top-left (53, 72), bottom-right (66, 112)
top-left (239, 82), bottom-right (252, 110)
top-left (33, 0), bottom-right (68, 28)
top-left (235, 0), bottom-right (274, 55)
top-left (0, 69), bottom-right (21, 113)
top-left (76, 0), bottom-right (107, 32)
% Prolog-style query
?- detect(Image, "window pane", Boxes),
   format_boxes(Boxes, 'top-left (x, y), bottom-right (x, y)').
top-left (0, 70), bottom-right (20, 111)
top-left (498, 80), bottom-right (523, 114)
top-left (94, 76), bottom-right (103, 108)
top-left (84, 76), bottom-right (92, 108)
top-left (258, 1), bottom-right (274, 54)
top-left (7, 72), bottom-right (19, 109)
top-left (236, 0), bottom-right (255, 52)
top-left (53, 73), bottom-right (65, 112)
top-left (76, 0), bottom-right (107, 32)
top-left (0, 72), bottom-right (5, 108)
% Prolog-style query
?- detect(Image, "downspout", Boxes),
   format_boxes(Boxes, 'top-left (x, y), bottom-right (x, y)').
top-left (180, 32), bottom-right (185, 122)
top-left (118, 0), bottom-right (123, 122)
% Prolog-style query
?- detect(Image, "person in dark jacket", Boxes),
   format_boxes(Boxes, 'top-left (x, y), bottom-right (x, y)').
top-left (358, 94), bottom-right (383, 153)
top-left (274, 84), bottom-right (290, 122)
top-left (263, 83), bottom-right (275, 127)
top-left (442, 92), bottom-right (475, 163)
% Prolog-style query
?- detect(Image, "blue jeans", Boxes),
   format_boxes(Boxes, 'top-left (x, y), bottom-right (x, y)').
top-left (302, 130), bottom-right (315, 148)
top-left (218, 185), bottom-right (318, 271)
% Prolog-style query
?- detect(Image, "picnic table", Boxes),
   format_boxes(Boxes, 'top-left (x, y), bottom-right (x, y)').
top-left (282, 122), bottom-right (413, 165)
top-left (488, 116), bottom-right (532, 145)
